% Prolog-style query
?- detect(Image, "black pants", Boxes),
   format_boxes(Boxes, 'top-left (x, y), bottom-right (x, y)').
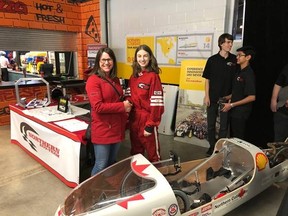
top-left (207, 102), bottom-right (229, 148)
top-left (273, 111), bottom-right (288, 142)
top-left (1, 68), bottom-right (8, 81)
top-left (230, 116), bottom-right (246, 139)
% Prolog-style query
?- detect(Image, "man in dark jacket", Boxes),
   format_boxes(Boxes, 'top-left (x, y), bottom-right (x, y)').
top-left (202, 33), bottom-right (237, 155)
top-left (270, 64), bottom-right (288, 142)
top-left (222, 46), bottom-right (256, 139)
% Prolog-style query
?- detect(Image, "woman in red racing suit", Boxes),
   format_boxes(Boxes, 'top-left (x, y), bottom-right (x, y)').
top-left (125, 44), bottom-right (164, 162)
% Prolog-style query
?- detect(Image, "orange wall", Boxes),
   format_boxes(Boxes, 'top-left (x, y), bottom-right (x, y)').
top-left (0, 0), bottom-right (101, 79)
top-left (0, 85), bottom-right (47, 125)
top-left (79, 0), bottom-right (101, 79)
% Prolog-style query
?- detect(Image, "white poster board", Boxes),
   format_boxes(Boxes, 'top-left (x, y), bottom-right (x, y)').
top-left (158, 84), bottom-right (179, 135)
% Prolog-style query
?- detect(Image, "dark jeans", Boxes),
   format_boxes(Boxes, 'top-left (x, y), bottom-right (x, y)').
top-left (207, 102), bottom-right (229, 148)
top-left (1, 68), bottom-right (8, 81)
top-left (274, 111), bottom-right (288, 142)
top-left (230, 116), bottom-right (246, 139)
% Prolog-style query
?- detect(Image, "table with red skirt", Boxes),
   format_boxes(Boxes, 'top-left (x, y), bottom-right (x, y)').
top-left (9, 104), bottom-right (91, 188)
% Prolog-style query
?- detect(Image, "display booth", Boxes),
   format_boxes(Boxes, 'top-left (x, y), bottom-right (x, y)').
top-left (10, 104), bottom-right (90, 188)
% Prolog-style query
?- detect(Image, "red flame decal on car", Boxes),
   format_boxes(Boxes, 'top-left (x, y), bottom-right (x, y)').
top-left (117, 194), bottom-right (145, 209)
top-left (131, 160), bottom-right (150, 177)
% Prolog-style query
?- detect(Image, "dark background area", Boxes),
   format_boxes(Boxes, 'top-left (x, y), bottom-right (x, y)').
top-left (244, 0), bottom-right (288, 147)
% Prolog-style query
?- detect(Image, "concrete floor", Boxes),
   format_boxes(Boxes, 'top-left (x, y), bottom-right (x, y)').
top-left (0, 124), bottom-right (287, 216)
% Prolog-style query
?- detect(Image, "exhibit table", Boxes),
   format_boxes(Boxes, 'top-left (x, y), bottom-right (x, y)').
top-left (10, 104), bottom-right (89, 188)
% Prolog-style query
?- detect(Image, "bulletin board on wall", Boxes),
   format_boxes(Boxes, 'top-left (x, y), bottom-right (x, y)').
top-left (118, 33), bottom-right (213, 85)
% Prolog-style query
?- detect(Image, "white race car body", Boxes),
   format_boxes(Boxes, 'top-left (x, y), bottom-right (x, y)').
top-left (55, 138), bottom-right (288, 216)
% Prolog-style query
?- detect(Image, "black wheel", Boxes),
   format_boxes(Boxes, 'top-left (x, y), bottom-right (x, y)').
top-left (173, 189), bottom-right (190, 213)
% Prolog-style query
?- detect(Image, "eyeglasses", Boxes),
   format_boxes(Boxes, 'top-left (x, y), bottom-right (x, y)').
top-left (236, 54), bottom-right (246, 58)
top-left (100, 58), bottom-right (112, 63)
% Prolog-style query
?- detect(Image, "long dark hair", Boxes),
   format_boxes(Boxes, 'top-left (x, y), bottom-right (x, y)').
top-left (132, 44), bottom-right (161, 77)
top-left (91, 47), bottom-right (117, 79)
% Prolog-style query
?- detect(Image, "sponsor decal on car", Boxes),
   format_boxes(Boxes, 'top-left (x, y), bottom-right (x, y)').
top-left (188, 211), bottom-right (199, 216)
top-left (256, 152), bottom-right (268, 171)
top-left (152, 207), bottom-right (166, 216)
top-left (168, 203), bottom-right (178, 216)
top-left (214, 188), bottom-right (247, 212)
top-left (201, 204), bottom-right (212, 216)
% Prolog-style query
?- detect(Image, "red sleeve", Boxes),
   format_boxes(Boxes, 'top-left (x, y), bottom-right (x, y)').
top-left (86, 75), bottom-right (125, 113)
top-left (145, 74), bottom-right (164, 128)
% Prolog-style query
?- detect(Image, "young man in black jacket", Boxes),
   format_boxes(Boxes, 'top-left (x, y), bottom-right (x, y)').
top-left (202, 33), bottom-right (237, 155)
top-left (222, 46), bottom-right (256, 139)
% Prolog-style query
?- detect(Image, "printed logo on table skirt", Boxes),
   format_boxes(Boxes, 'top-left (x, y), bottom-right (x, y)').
top-left (20, 122), bottom-right (38, 151)
top-left (19, 122), bottom-right (60, 157)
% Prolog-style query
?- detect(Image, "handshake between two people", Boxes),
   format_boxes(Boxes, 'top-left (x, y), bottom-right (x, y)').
top-left (122, 100), bottom-right (152, 137)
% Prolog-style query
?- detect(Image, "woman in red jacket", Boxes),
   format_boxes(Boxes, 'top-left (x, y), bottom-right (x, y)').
top-left (125, 44), bottom-right (164, 162)
top-left (86, 47), bottom-right (132, 176)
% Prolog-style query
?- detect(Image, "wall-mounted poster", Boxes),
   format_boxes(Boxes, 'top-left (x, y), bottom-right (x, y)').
top-left (126, 36), bottom-right (154, 64)
top-left (126, 33), bottom-right (213, 66)
top-left (155, 33), bottom-right (213, 65)
top-left (179, 59), bottom-right (206, 90)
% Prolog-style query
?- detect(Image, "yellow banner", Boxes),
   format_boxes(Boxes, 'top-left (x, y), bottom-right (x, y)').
top-left (126, 36), bottom-right (154, 63)
top-left (179, 59), bottom-right (207, 90)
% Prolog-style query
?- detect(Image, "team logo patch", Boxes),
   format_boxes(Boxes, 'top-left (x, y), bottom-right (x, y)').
top-left (227, 62), bottom-right (235, 66)
top-left (138, 82), bottom-right (150, 90)
top-left (154, 91), bottom-right (162, 95)
top-left (237, 76), bottom-right (244, 82)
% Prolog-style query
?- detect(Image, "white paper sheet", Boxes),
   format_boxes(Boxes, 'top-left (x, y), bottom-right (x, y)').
top-left (22, 105), bottom-right (89, 122)
top-left (54, 119), bottom-right (89, 132)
